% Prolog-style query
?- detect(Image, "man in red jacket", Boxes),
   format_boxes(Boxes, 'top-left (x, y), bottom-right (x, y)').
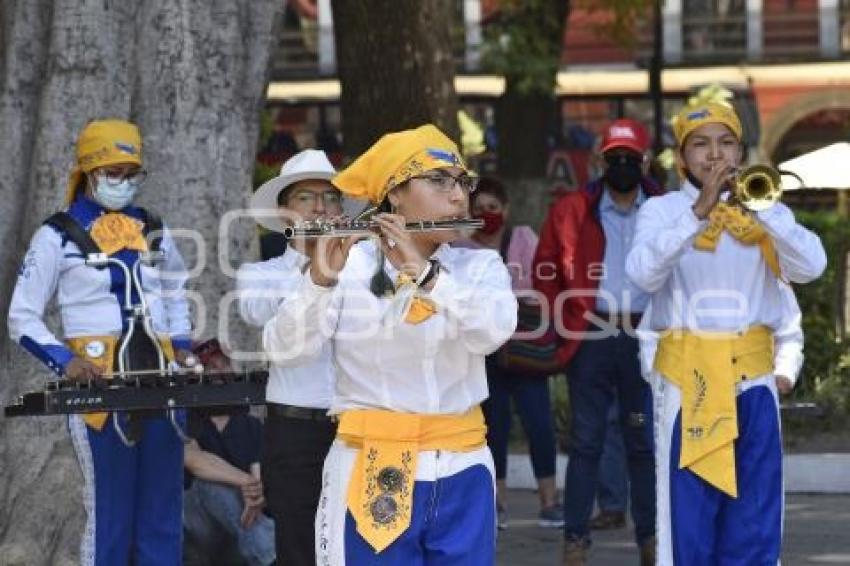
top-left (533, 119), bottom-right (663, 566)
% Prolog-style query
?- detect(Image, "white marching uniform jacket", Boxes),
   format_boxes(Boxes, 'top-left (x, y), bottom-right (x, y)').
top-left (8, 200), bottom-right (192, 376)
top-left (236, 246), bottom-right (335, 409)
top-left (263, 240), bottom-right (518, 415)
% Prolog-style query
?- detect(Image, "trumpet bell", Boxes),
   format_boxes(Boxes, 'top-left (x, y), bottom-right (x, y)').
top-left (734, 164), bottom-right (782, 212)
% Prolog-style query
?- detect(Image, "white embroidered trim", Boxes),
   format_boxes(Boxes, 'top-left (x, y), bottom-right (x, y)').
top-left (69, 415), bottom-right (97, 566)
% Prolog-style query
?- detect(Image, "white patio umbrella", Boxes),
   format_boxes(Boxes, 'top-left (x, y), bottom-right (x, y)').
top-left (778, 142), bottom-right (850, 190)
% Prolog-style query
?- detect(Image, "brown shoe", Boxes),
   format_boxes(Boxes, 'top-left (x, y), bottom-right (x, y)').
top-left (588, 509), bottom-right (626, 530)
top-left (640, 535), bottom-right (657, 566)
top-left (562, 538), bottom-right (588, 566)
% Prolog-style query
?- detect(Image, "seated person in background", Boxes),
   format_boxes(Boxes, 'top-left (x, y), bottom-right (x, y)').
top-left (183, 339), bottom-right (276, 566)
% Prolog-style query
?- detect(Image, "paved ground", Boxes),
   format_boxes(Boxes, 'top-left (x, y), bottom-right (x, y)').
top-left (497, 491), bottom-right (850, 565)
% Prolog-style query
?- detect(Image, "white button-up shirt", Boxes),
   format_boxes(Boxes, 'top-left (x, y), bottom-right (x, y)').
top-left (626, 180), bottom-right (826, 335)
top-left (237, 246), bottom-right (335, 409)
top-left (263, 241), bottom-right (517, 415)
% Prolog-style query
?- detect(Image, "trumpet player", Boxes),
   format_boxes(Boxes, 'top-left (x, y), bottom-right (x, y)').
top-left (626, 102), bottom-right (827, 565)
top-left (263, 124), bottom-right (517, 565)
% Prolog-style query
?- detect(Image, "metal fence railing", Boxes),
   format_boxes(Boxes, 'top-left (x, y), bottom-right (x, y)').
top-left (268, 8), bottom-right (847, 81)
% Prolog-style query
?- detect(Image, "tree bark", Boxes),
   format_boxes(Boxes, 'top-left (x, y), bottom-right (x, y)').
top-left (330, 0), bottom-right (459, 156)
top-left (0, 1), bottom-right (281, 563)
top-left (495, 87), bottom-right (559, 179)
top-left (493, 0), bottom-right (570, 180)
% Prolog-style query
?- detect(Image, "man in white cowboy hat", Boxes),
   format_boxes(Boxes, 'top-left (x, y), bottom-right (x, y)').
top-left (236, 149), bottom-right (343, 566)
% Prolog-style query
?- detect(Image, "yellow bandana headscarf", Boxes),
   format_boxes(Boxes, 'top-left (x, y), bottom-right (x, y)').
top-left (672, 102), bottom-right (782, 278)
top-left (333, 124), bottom-right (469, 205)
top-left (672, 102), bottom-right (742, 147)
top-left (65, 119), bottom-right (143, 205)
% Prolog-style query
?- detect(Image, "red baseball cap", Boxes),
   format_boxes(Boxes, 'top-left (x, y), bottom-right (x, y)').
top-left (599, 119), bottom-right (650, 155)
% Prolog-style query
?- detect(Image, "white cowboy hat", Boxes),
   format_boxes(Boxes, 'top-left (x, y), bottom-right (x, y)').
top-left (250, 149), bottom-right (337, 233)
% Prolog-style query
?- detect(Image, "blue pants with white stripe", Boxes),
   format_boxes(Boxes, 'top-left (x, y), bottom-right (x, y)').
top-left (318, 442), bottom-right (495, 565)
top-left (69, 412), bottom-right (184, 566)
top-left (344, 465), bottom-right (495, 565)
top-left (661, 382), bottom-right (782, 565)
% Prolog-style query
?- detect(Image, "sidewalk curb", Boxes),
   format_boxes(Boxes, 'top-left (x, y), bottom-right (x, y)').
top-left (506, 453), bottom-right (850, 493)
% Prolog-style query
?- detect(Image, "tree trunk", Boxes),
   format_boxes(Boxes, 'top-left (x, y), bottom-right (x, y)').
top-left (495, 86), bottom-right (558, 179)
top-left (330, 0), bottom-right (459, 156)
top-left (494, 0), bottom-right (570, 180)
top-left (0, 1), bottom-right (281, 563)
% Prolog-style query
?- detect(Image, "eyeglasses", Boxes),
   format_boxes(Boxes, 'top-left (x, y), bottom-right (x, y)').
top-left (289, 191), bottom-right (343, 207)
top-left (97, 169), bottom-right (148, 187)
top-left (410, 172), bottom-right (479, 194)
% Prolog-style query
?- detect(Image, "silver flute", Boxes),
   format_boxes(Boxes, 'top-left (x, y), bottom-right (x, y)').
top-left (283, 217), bottom-right (484, 239)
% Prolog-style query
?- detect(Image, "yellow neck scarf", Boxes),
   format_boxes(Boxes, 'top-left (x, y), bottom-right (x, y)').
top-left (693, 202), bottom-right (781, 278)
top-left (89, 212), bottom-right (148, 256)
top-left (654, 326), bottom-right (774, 497)
top-left (394, 272), bottom-right (436, 324)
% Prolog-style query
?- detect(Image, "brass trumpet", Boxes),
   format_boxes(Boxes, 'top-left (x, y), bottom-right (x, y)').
top-left (730, 164), bottom-right (783, 212)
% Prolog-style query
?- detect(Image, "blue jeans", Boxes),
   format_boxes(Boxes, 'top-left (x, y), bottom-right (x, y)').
top-left (597, 401), bottom-right (628, 513)
top-left (184, 479), bottom-right (276, 566)
top-left (563, 332), bottom-right (655, 545)
top-left (482, 358), bottom-right (557, 480)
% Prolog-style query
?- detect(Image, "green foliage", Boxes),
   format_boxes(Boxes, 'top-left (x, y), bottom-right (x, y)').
top-left (792, 211), bottom-right (850, 417)
top-left (254, 162), bottom-right (279, 192)
top-left (574, 0), bottom-right (653, 50)
top-left (482, 0), bottom-right (569, 95)
top-left (481, 0), bottom-right (651, 95)
top-left (253, 110), bottom-right (279, 191)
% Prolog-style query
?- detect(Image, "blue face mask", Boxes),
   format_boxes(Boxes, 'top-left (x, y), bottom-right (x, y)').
top-left (93, 177), bottom-right (137, 210)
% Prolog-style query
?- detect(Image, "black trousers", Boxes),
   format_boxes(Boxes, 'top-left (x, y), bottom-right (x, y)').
top-left (262, 411), bottom-right (336, 566)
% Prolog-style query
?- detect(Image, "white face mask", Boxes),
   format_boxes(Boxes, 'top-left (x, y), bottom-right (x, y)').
top-left (93, 177), bottom-right (137, 210)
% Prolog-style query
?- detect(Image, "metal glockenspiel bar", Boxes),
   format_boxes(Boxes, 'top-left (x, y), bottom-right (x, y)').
top-left (4, 370), bottom-right (269, 417)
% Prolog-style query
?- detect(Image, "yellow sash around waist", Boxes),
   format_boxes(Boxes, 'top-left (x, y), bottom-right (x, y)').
top-left (65, 335), bottom-right (176, 431)
top-left (338, 407), bottom-right (487, 553)
top-left (654, 325), bottom-right (774, 498)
